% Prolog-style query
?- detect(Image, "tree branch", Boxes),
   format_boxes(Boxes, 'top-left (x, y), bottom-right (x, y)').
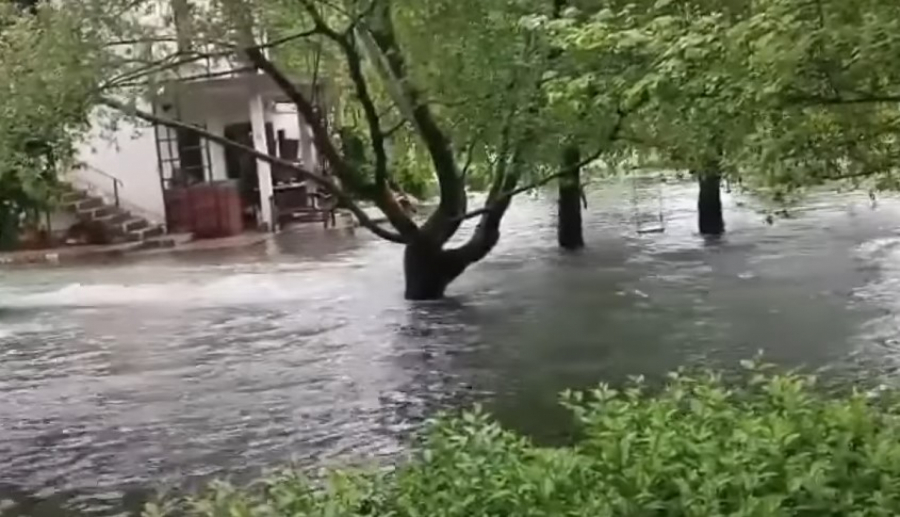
top-left (100, 29), bottom-right (321, 92)
top-left (299, 1), bottom-right (389, 186)
top-left (457, 171), bottom-right (564, 222)
top-left (244, 28), bottom-right (321, 52)
top-left (100, 51), bottom-right (215, 91)
top-left (100, 96), bottom-right (407, 244)
top-left (243, 45), bottom-right (419, 239)
top-left (110, 66), bottom-right (257, 89)
top-left (381, 119), bottom-right (406, 138)
top-left (446, 146), bottom-right (526, 264)
top-left (460, 139), bottom-right (479, 179)
top-left (363, 3), bottom-right (466, 240)
top-left (102, 36), bottom-right (180, 47)
top-left (296, 0), bottom-right (418, 233)
top-left (455, 141), bottom-right (608, 222)
top-left (335, 32), bottom-right (389, 187)
top-left (243, 49), bottom-right (342, 173)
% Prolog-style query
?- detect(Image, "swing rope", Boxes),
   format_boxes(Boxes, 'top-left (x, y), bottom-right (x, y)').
top-left (632, 172), bottom-right (666, 234)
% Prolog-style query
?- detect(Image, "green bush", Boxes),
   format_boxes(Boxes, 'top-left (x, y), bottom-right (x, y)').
top-left (144, 363), bottom-right (900, 516)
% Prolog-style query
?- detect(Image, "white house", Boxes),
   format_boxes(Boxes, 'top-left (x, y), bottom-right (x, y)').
top-left (69, 0), bottom-right (328, 235)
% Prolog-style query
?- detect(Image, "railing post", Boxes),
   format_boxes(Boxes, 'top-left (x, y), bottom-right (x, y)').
top-left (113, 180), bottom-right (120, 208)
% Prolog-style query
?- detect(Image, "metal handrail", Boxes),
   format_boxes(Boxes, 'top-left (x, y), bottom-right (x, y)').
top-left (75, 163), bottom-right (124, 207)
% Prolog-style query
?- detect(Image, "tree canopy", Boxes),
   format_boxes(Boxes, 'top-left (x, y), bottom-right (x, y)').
top-left (550, 0), bottom-right (900, 194)
top-left (4, 0), bottom-right (900, 290)
top-left (0, 2), bottom-right (99, 237)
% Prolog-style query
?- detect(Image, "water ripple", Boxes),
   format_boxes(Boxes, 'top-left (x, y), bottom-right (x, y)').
top-left (2, 182), bottom-right (900, 515)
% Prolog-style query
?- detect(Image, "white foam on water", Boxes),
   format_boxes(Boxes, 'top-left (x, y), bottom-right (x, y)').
top-left (0, 321), bottom-right (57, 340)
top-left (2, 272), bottom-right (344, 309)
top-left (852, 237), bottom-right (900, 303)
top-left (855, 237), bottom-right (900, 263)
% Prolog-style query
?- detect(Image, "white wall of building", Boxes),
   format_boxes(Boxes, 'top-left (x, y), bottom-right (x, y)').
top-left (71, 105), bottom-right (166, 223)
top-left (66, 0), bottom-right (174, 225)
top-left (66, 0), bottom-right (314, 227)
top-left (271, 102), bottom-right (316, 170)
top-left (178, 95), bottom-right (317, 180)
top-left (178, 93), bottom-right (267, 182)
top-left (272, 103), bottom-right (300, 139)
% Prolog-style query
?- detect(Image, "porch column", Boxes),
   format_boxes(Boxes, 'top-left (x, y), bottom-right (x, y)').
top-left (298, 115), bottom-right (313, 170)
top-left (297, 116), bottom-right (317, 204)
top-left (207, 115), bottom-right (228, 181)
top-left (249, 94), bottom-right (274, 231)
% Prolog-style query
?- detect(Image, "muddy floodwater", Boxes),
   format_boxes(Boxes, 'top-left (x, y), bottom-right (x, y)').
top-left (3, 181), bottom-right (900, 515)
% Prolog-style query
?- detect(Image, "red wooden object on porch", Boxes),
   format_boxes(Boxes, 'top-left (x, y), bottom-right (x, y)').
top-left (164, 181), bottom-right (244, 238)
top-left (164, 187), bottom-right (192, 234)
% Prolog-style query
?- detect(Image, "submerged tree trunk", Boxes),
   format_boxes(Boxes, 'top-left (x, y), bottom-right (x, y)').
top-left (404, 179), bottom-right (512, 300)
top-left (697, 171), bottom-right (724, 236)
top-left (558, 145), bottom-right (584, 250)
top-left (403, 243), bottom-right (469, 300)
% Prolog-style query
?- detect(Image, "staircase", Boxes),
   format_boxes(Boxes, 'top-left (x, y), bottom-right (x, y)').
top-left (61, 188), bottom-right (165, 242)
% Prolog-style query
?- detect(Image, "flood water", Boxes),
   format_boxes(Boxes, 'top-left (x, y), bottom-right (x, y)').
top-left (3, 180), bottom-right (900, 515)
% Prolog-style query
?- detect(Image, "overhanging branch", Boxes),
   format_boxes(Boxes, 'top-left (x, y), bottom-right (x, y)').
top-left (298, 0), bottom-right (412, 233)
top-left (455, 140), bottom-right (609, 222)
top-left (315, 13), bottom-right (390, 189)
top-left (382, 119), bottom-right (406, 138)
top-left (100, 29), bottom-right (321, 92)
top-left (363, 3), bottom-right (464, 224)
top-left (243, 46), bottom-right (419, 239)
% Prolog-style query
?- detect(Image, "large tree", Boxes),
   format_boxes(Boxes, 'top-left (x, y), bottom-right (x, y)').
top-left (545, 0), bottom-right (760, 236)
top-left (590, 0), bottom-right (900, 203)
top-left (0, 3), bottom-right (99, 247)
top-left (9, 0), bottom-right (589, 298)
top-left (726, 0), bottom-right (900, 193)
top-left (12, 0), bottom-right (897, 286)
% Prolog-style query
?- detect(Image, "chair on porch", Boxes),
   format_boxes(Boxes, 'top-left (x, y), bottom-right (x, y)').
top-left (273, 180), bottom-right (338, 229)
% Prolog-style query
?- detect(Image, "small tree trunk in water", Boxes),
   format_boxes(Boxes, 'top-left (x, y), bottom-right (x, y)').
top-left (557, 145), bottom-right (584, 250)
top-left (697, 171), bottom-right (725, 236)
top-left (403, 241), bottom-right (469, 300)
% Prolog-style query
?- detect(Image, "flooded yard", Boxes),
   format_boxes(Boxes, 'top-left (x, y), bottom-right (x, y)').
top-left (2, 181), bottom-right (900, 515)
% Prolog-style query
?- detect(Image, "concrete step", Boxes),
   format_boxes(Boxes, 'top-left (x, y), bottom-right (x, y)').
top-left (93, 212), bottom-right (132, 230)
top-left (121, 218), bottom-right (149, 233)
top-left (60, 191), bottom-right (83, 205)
top-left (83, 205), bottom-right (119, 221)
top-left (73, 196), bottom-right (103, 213)
top-left (125, 225), bottom-right (164, 242)
top-left (138, 225), bottom-right (164, 240)
top-left (134, 235), bottom-right (177, 250)
top-left (62, 185), bottom-right (164, 243)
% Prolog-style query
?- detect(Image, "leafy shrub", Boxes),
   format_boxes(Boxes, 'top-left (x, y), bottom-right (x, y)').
top-left (145, 362), bottom-right (900, 516)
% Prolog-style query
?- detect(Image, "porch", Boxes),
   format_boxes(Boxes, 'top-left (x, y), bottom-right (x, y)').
top-left (153, 73), bottom-right (334, 236)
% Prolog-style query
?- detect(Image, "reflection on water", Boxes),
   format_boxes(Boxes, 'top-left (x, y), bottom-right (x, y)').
top-left (2, 180), bottom-right (900, 515)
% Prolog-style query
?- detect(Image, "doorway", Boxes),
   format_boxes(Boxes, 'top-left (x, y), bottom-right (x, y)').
top-left (224, 122), bottom-right (276, 225)
top-left (175, 127), bottom-right (206, 184)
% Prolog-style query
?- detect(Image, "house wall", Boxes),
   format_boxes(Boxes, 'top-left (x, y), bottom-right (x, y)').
top-left (71, 103), bottom-right (166, 223)
top-left (67, 0), bottom-right (172, 225)
top-left (71, 86), bottom-right (318, 228)
top-left (178, 96), bottom-right (317, 181)
top-left (271, 103), bottom-right (317, 170)
top-left (68, 0), bottom-right (320, 228)
top-left (178, 95), bottom-right (268, 182)
top-left (272, 103), bottom-right (300, 140)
